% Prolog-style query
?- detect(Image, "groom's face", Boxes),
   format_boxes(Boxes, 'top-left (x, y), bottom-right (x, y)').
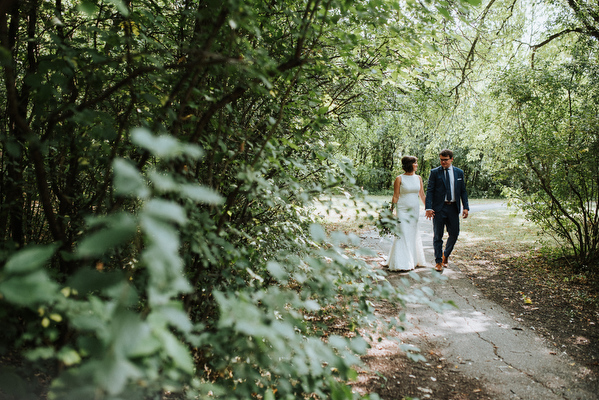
top-left (439, 155), bottom-right (453, 168)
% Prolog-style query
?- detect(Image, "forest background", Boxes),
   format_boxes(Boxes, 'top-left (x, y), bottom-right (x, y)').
top-left (0, 0), bottom-right (597, 399)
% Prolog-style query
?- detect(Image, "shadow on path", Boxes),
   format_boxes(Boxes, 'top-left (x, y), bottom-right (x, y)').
top-left (360, 205), bottom-right (597, 400)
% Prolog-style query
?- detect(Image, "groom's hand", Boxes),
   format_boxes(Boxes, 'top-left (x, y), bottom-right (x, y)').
top-left (462, 209), bottom-right (469, 219)
top-left (425, 210), bottom-right (434, 220)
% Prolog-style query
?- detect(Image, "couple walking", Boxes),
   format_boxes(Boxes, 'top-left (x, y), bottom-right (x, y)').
top-left (383, 149), bottom-right (469, 273)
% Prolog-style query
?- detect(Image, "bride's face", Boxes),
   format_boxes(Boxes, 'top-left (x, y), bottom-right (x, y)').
top-left (413, 161), bottom-right (418, 172)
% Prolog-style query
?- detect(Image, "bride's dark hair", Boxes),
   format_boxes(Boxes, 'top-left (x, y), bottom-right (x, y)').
top-left (401, 156), bottom-right (417, 172)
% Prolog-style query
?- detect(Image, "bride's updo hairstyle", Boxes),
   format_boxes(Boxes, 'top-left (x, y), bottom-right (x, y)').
top-left (401, 156), bottom-right (418, 173)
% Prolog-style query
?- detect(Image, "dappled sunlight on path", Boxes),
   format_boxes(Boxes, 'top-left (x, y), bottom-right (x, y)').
top-left (358, 203), bottom-right (597, 400)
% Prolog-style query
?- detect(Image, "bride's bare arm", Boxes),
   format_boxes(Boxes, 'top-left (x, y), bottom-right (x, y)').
top-left (418, 176), bottom-right (426, 205)
top-left (392, 176), bottom-right (401, 204)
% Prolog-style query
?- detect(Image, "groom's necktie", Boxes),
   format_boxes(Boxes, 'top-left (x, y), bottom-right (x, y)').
top-left (444, 168), bottom-right (452, 201)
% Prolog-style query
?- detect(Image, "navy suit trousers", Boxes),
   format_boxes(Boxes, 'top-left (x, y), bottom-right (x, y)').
top-left (433, 202), bottom-right (460, 263)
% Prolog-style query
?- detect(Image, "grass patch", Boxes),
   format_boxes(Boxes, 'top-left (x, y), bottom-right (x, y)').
top-left (459, 207), bottom-right (552, 253)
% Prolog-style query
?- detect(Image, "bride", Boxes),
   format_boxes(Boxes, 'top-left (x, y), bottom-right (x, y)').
top-left (383, 156), bottom-right (426, 271)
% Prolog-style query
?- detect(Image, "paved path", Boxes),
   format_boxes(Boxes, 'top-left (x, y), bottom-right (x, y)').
top-left (360, 206), bottom-right (597, 400)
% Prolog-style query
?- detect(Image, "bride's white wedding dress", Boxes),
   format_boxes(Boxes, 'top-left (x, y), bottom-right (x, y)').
top-left (387, 174), bottom-right (425, 271)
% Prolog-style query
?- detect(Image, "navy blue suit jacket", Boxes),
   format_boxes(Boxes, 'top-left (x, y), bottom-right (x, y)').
top-left (425, 166), bottom-right (469, 213)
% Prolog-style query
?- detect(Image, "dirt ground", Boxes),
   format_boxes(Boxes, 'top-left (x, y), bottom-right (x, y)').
top-left (350, 248), bottom-right (599, 400)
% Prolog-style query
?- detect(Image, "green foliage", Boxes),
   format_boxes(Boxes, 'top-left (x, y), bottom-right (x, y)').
top-left (374, 202), bottom-right (402, 237)
top-left (0, 1), bottom-right (468, 399)
top-left (1, 132), bottom-right (213, 399)
top-left (493, 49), bottom-right (599, 268)
top-left (356, 166), bottom-right (394, 193)
top-left (0, 131), bottom-right (443, 399)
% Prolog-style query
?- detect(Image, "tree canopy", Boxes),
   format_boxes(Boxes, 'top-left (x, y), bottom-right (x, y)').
top-left (339, 0), bottom-right (598, 263)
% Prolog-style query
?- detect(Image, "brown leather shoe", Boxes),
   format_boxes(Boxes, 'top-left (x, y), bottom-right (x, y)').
top-left (434, 263), bottom-right (443, 272)
top-left (442, 255), bottom-right (449, 268)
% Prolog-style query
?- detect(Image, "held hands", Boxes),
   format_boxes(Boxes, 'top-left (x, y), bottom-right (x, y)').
top-left (426, 209), bottom-right (468, 219)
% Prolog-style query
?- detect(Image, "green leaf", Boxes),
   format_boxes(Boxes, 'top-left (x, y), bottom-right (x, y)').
top-left (264, 389), bottom-right (275, 400)
top-left (328, 335), bottom-right (347, 350)
top-left (4, 244), bottom-right (58, 274)
top-left (127, 333), bottom-right (162, 358)
top-left (77, 0), bottom-right (98, 15)
top-left (69, 109), bottom-right (97, 126)
top-left (148, 170), bottom-right (178, 192)
top-left (131, 128), bottom-right (203, 159)
top-left (24, 347), bottom-right (55, 361)
top-left (347, 368), bottom-right (358, 381)
top-left (97, 356), bottom-right (142, 395)
top-left (57, 347), bottom-right (82, 366)
top-left (436, 6), bottom-right (451, 19)
top-left (349, 336), bottom-right (368, 353)
top-left (143, 199), bottom-right (187, 225)
top-left (70, 313), bottom-right (107, 333)
top-left (24, 72), bottom-right (44, 89)
top-left (132, 128), bottom-right (178, 156)
top-left (310, 223), bottom-right (327, 243)
top-left (140, 215), bottom-right (179, 251)
top-left (154, 305), bottom-right (193, 332)
top-left (147, 172), bottom-right (223, 205)
top-left (67, 268), bottom-right (125, 294)
top-left (158, 329), bottom-right (194, 374)
top-left (0, 270), bottom-right (59, 306)
top-left (76, 213), bottom-right (137, 258)
top-left (106, 0), bottom-right (129, 17)
top-left (178, 184), bottom-right (223, 204)
top-left (111, 309), bottom-right (151, 356)
top-left (267, 261), bottom-right (287, 281)
top-left (90, 124), bottom-right (117, 140)
top-left (113, 159), bottom-right (150, 198)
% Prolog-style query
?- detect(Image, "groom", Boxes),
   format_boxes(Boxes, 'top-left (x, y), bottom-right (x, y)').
top-left (425, 149), bottom-right (469, 272)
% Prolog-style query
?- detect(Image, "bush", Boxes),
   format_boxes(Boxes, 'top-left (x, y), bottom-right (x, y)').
top-left (356, 167), bottom-right (394, 194)
top-left (496, 59), bottom-right (599, 268)
top-left (0, 130), bottom-right (449, 399)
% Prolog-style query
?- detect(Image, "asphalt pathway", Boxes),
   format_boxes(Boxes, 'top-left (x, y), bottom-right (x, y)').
top-left (360, 204), bottom-right (597, 400)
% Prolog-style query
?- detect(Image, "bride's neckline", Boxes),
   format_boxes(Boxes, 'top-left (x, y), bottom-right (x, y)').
top-left (403, 172), bottom-right (415, 176)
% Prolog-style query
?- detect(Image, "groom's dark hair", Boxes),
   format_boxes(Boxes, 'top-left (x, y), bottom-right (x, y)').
top-left (440, 149), bottom-right (453, 158)
top-left (401, 156), bottom-right (418, 172)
